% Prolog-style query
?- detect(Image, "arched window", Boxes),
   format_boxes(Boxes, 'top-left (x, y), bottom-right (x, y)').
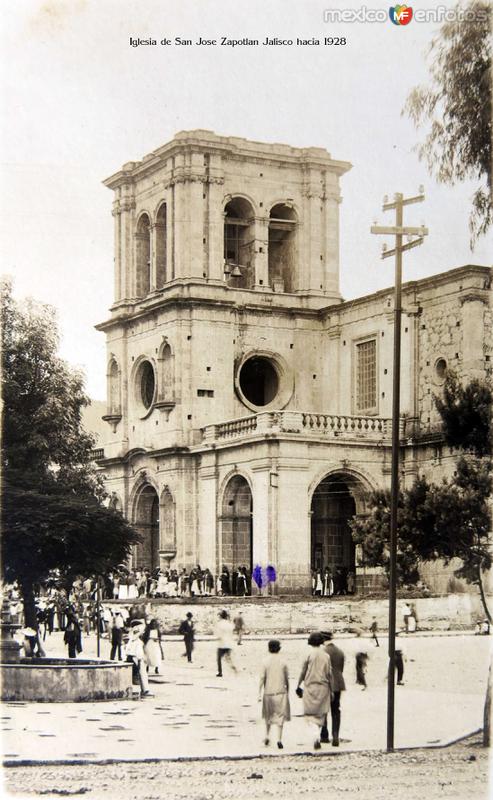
top-left (135, 213), bottom-right (151, 296)
top-left (224, 198), bottom-right (255, 289)
top-left (155, 203), bottom-right (167, 287)
top-left (158, 341), bottom-right (174, 401)
top-left (268, 204), bottom-right (297, 292)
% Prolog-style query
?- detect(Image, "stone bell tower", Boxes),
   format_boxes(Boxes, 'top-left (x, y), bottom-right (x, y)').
top-left (97, 131), bottom-right (351, 589)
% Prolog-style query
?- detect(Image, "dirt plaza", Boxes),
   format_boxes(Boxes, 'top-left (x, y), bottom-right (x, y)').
top-left (2, 631), bottom-right (491, 760)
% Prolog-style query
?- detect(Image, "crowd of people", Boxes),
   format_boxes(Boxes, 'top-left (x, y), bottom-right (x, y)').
top-left (2, 579), bottom-right (441, 751)
top-left (311, 566), bottom-right (356, 596)
top-left (71, 564), bottom-right (257, 600)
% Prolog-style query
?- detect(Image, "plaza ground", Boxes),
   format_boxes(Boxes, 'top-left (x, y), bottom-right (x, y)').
top-left (4, 734), bottom-right (490, 800)
top-left (2, 632), bottom-right (492, 798)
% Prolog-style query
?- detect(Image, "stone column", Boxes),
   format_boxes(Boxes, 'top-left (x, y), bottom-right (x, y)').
top-left (254, 216), bottom-right (269, 289)
top-left (275, 456), bottom-right (311, 594)
top-left (197, 456), bottom-right (218, 570)
top-left (189, 152), bottom-right (206, 279)
top-left (112, 199), bottom-right (122, 302)
top-left (251, 467), bottom-right (271, 592)
top-left (173, 154), bottom-right (186, 279)
top-left (119, 187), bottom-right (135, 299)
top-left (327, 325), bottom-right (342, 414)
top-left (325, 194), bottom-right (341, 297)
top-left (206, 154), bottom-right (225, 282)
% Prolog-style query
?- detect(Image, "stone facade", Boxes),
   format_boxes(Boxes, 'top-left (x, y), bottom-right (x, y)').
top-left (96, 130), bottom-right (492, 595)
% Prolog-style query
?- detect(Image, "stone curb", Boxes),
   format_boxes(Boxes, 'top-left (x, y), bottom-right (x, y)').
top-left (3, 729), bottom-right (483, 768)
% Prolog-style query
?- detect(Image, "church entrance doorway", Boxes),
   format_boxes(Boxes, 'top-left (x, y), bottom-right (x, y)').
top-left (310, 474), bottom-right (356, 593)
top-left (134, 484), bottom-right (160, 571)
top-left (220, 475), bottom-right (253, 595)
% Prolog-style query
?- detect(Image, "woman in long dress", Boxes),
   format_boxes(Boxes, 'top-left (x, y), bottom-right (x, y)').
top-left (258, 639), bottom-right (290, 749)
top-left (296, 631), bottom-right (333, 750)
top-left (143, 618), bottom-right (163, 675)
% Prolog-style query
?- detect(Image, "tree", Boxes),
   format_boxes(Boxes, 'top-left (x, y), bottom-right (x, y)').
top-left (352, 375), bottom-right (492, 618)
top-left (351, 481), bottom-right (431, 588)
top-left (403, 1), bottom-right (492, 243)
top-left (434, 371), bottom-right (492, 457)
top-left (434, 371), bottom-right (493, 618)
top-left (1, 279), bottom-right (141, 630)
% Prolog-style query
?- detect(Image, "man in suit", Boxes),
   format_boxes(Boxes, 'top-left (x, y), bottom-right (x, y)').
top-left (320, 631), bottom-right (346, 746)
top-left (179, 611), bottom-right (195, 662)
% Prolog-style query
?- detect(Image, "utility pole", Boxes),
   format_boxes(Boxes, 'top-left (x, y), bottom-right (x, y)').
top-left (371, 190), bottom-right (428, 752)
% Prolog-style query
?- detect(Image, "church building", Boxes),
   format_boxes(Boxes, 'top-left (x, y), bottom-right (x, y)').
top-left (96, 130), bottom-right (492, 594)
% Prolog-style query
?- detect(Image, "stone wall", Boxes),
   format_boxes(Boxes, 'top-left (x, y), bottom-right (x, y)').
top-left (106, 593), bottom-right (492, 636)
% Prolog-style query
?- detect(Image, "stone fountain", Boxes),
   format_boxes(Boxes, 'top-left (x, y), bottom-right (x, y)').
top-left (0, 598), bottom-right (133, 702)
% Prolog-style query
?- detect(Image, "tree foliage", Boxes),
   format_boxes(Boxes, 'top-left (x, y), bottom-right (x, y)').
top-left (434, 371), bottom-right (492, 456)
top-left (403, 1), bottom-right (492, 243)
top-left (351, 459), bottom-right (492, 590)
top-left (2, 487), bottom-right (140, 591)
top-left (352, 374), bottom-right (492, 614)
top-left (1, 279), bottom-right (141, 627)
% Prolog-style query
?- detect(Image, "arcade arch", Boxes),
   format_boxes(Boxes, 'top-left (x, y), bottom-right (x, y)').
top-left (133, 484), bottom-right (160, 570)
top-left (220, 475), bottom-right (253, 591)
top-left (310, 472), bottom-right (367, 587)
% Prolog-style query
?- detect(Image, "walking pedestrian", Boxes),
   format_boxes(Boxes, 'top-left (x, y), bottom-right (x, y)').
top-left (233, 612), bottom-right (245, 645)
top-left (143, 618), bottom-right (163, 674)
top-left (355, 651), bottom-right (368, 690)
top-left (214, 610), bottom-right (237, 677)
top-left (296, 631), bottom-right (333, 750)
top-left (408, 604), bottom-right (418, 633)
top-left (395, 637), bottom-right (406, 685)
top-left (321, 631), bottom-right (345, 747)
top-left (370, 617), bottom-right (380, 647)
top-left (125, 620), bottom-right (152, 697)
top-left (179, 612), bottom-right (195, 663)
top-left (402, 602), bottom-right (411, 633)
top-left (64, 621), bottom-right (81, 659)
top-left (258, 639), bottom-right (290, 749)
top-left (109, 611), bottom-right (124, 660)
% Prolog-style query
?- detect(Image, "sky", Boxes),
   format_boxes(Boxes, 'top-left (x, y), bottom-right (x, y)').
top-left (2, 0), bottom-right (491, 399)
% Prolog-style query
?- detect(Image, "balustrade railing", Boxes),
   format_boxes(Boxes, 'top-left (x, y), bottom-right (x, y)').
top-left (201, 411), bottom-right (412, 444)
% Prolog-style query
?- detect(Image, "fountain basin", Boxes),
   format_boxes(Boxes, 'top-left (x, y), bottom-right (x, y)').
top-left (1, 658), bottom-right (133, 702)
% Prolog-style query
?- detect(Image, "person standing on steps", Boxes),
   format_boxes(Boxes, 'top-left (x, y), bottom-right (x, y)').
top-left (258, 639), bottom-right (290, 750)
top-left (214, 610), bottom-right (237, 677)
top-left (320, 631), bottom-right (345, 747)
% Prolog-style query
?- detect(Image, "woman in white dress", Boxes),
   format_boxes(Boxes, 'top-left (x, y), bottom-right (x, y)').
top-left (143, 618), bottom-right (163, 674)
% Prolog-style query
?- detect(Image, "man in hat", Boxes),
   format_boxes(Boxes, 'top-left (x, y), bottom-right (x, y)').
top-left (321, 631), bottom-right (345, 747)
top-left (179, 612), bottom-right (195, 662)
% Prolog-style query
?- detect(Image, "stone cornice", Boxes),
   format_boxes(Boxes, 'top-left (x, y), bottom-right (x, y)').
top-left (96, 281), bottom-right (341, 331)
top-left (322, 265), bottom-right (491, 320)
top-left (103, 130), bottom-right (352, 190)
